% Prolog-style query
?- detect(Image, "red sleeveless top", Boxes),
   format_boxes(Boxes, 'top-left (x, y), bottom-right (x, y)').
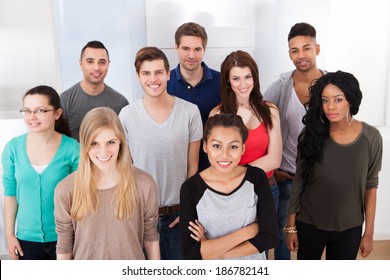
top-left (239, 122), bottom-right (273, 178)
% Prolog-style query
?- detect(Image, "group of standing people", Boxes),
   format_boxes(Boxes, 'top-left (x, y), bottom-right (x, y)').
top-left (2, 21), bottom-right (383, 261)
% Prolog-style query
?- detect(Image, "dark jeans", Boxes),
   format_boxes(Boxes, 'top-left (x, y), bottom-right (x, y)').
top-left (296, 221), bottom-right (362, 260)
top-left (18, 240), bottom-right (57, 260)
top-left (265, 182), bottom-right (279, 259)
top-left (274, 178), bottom-right (292, 260)
top-left (270, 181), bottom-right (280, 211)
top-left (158, 211), bottom-right (183, 260)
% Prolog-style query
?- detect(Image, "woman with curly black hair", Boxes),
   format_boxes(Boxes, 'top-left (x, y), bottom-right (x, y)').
top-left (285, 71), bottom-right (383, 260)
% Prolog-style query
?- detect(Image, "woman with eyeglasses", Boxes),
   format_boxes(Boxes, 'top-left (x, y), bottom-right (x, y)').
top-left (2, 85), bottom-right (79, 260)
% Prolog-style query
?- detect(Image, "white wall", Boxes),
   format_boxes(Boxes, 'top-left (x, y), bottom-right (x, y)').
top-left (0, 0), bottom-right (389, 256)
top-left (0, 0), bottom-right (58, 256)
top-left (53, 0), bottom-right (147, 102)
top-left (146, 0), bottom-right (256, 86)
top-left (0, 0), bottom-right (61, 119)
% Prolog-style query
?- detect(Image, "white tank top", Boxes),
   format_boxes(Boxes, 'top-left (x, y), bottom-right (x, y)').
top-left (280, 86), bottom-right (306, 173)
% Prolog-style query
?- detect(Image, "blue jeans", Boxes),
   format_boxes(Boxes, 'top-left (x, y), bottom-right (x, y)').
top-left (158, 211), bottom-right (183, 260)
top-left (265, 182), bottom-right (279, 259)
top-left (274, 179), bottom-right (292, 260)
top-left (18, 240), bottom-right (56, 260)
top-left (270, 182), bottom-right (279, 210)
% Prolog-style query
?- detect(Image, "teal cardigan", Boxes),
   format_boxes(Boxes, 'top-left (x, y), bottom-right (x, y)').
top-left (2, 133), bottom-right (79, 242)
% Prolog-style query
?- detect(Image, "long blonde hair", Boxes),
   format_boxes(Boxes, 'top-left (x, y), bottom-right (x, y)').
top-left (71, 107), bottom-right (136, 221)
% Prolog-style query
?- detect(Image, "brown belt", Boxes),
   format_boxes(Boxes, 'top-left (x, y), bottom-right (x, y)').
top-left (279, 169), bottom-right (295, 177)
top-left (159, 204), bottom-right (180, 215)
top-left (268, 175), bottom-right (276, 186)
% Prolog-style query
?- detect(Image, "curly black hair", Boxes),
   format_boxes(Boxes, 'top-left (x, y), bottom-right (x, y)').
top-left (298, 71), bottom-right (362, 186)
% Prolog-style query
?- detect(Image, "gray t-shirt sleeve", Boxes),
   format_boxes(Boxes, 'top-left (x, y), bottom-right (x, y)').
top-left (365, 124), bottom-right (383, 189)
top-left (188, 105), bottom-right (203, 142)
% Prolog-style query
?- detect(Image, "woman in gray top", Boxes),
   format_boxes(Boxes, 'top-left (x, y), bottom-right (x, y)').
top-left (286, 71), bottom-right (383, 260)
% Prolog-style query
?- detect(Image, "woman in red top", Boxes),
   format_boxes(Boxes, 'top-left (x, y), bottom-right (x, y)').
top-left (210, 50), bottom-right (282, 207)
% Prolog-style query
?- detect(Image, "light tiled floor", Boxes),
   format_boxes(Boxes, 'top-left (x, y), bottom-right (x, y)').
top-left (0, 254), bottom-right (11, 260)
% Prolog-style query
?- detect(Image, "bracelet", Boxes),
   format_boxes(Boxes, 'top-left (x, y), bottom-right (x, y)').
top-left (283, 225), bottom-right (296, 230)
top-left (283, 225), bottom-right (297, 234)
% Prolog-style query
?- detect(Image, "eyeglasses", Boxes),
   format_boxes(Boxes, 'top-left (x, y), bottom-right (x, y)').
top-left (19, 109), bottom-right (55, 116)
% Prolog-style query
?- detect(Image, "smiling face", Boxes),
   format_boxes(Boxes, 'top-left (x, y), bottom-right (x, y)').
top-left (137, 59), bottom-right (170, 99)
top-left (228, 66), bottom-right (254, 104)
top-left (203, 126), bottom-right (245, 173)
top-left (88, 127), bottom-right (120, 173)
top-left (288, 35), bottom-right (319, 73)
top-left (321, 84), bottom-right (351, 124)
top-left (80, 47), bottom-right (110, 86)
top-left (22, 94), bottom-right (61, 133)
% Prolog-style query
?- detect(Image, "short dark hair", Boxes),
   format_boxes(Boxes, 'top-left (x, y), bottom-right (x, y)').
top-left (134, 46), bottom-right (170, 74)
top-left (80, 40), bottom-right (109, 60)
top-left (203, 113), bottom-right (248, 144)
top-left (175, 22), bottom-right (208, 49)
top-left (288, 22), bottom-right (316, 41)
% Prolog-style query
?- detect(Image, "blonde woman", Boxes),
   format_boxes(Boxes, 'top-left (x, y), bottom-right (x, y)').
top-left (54, 107), bottom-right (160, 259)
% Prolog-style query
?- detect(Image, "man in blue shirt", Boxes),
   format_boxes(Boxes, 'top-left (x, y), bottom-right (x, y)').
top-left (167, 22), bottom-right (221, 172)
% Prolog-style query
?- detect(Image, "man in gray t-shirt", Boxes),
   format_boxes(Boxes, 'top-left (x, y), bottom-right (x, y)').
top-left (120, 47), bottom-right (202, 260)
top-left (60, 41), bottom-right (129, 141)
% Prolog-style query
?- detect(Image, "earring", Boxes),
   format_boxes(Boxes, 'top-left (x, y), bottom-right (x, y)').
top-left (320, 115), bottom-right (328, 125)
top-left (346, 108), bottom-right (353, 126)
